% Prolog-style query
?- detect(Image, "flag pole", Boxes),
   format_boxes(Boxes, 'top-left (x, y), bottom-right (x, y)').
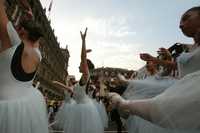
top-left (48, 0), bottom-right (53, 20)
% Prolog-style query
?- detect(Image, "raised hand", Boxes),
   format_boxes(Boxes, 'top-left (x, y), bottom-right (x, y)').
top-left (108, 92), bottom-right (126, 108)
top-left (140, 53), bottom-right (156, 62)
top-left (158, 47), bottom-right (170, 55)
top-left (159, 47), bottom-right (168, 52)
top-left (80, 27), bottom-right (89, 76)
top-left (158, 47), bottom-right (172, 60)
top-left (80, 27), bottom-right (88, 41)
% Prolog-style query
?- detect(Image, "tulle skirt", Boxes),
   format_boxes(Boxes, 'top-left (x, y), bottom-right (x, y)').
top-left (121, 76), bottom-right (190, 133)
top-left (54, 99), bottom-right (76, 130)
top-left (126, 116), bottom-right (197, 133)
top-left (93, 100), bottom-right (108, 128)
top-left (64, 98), bottom-right (104, 133)
top-left (123, 76), bottom-right (176, 100)
top-left (151, 70), bottom-right (200, 131)
top-left (126, 116), bottom-right (167, 133)
top-left (0, 86), bottom-right (49, 133)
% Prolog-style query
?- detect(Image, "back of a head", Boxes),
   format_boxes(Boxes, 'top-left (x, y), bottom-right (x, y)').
top-left (87, 59), bottom-right (95, 71)
top-left (19, 19), bottom-right (43, 42)
top-left (186, 6), bottom-right (200, 14)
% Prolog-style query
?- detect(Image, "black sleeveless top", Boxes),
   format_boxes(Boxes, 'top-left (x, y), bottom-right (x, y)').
top-left (11, 43), bottom-right (36, 81)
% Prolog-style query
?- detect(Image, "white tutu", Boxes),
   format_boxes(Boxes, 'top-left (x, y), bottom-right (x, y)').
top-left (151, 70), bottom-right (200, 131)
top-left (126, 115), bottom-right (200, 133)
top-left (122, 75), bottom-right (177, 133)
top-left (126, 116), bottom-right (171, 133)
top-left (123, 75), bottom-right (176, 100)
top-left (0, 84), bottom-right (49, 133)
top-left (54, 99), bottom-right (76, 130)
top-left (63, 83), bottom-right (104, 133)
top-left (93, 99), bottom-right (108, 128)
top-left (64, 98), bottom-right (103, 133)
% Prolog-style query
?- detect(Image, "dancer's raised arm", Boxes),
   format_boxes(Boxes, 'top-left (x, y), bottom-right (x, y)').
top-left (0, 0), bottom-right (11, 51)
top-left (79, 28), bottom-right (89, 84)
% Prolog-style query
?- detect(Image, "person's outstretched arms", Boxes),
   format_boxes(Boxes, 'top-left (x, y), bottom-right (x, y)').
top-left (140, 53), bottom-right (176, 69)
top-left (108, 92), bottom-right (154, 122)
top-left (52, 81), bottom-right (73, 93)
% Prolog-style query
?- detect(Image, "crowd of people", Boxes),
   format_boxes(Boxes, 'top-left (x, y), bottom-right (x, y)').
top-left (1, 0), bottom-right (200, 133)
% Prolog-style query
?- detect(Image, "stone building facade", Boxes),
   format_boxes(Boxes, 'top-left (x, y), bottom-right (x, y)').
top-left (5, 0), bottom-right (70, 100)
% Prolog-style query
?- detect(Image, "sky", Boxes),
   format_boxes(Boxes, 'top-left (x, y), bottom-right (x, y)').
top-left (40, 0), bottom-right (200, 79)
